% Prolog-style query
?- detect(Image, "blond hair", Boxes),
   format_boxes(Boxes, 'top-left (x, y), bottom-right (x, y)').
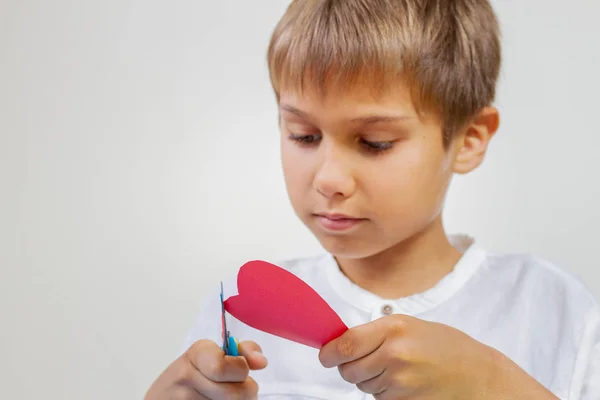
top-left (267, 0), bottom-right (502, 146)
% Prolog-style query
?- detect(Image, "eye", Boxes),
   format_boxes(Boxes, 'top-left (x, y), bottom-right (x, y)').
top-left (360, 139), bottom-right (394, 154)
top-left (288, 133), bottom-right (322, 146)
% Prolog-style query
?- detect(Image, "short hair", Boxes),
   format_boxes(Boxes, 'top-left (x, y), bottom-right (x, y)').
top-left (267, 0), bottom-right (502, 146)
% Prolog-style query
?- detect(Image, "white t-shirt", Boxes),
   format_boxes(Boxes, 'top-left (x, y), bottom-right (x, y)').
top-left (182, 235), bottom-right (600, 400)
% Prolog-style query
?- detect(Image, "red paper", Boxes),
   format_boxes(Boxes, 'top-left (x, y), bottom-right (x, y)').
top-left (224, 260), bottom-right (349, 349)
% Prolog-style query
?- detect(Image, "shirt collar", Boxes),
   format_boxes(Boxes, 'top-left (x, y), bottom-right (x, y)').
top-left (323, 234), bottom-right (487, 315)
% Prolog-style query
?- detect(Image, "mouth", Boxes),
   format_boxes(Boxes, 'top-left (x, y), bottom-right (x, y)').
top-left (313, 212), bottom-right (367, 232)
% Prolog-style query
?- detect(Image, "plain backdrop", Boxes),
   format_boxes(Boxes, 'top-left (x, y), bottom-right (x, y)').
top-left (1, 0), bottom-right (599, 399)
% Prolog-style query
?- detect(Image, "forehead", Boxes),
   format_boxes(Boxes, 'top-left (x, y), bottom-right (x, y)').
top-left (278, 79), bottom-right (436, 126)
top-left (282, 79), bottom-right (410, 111)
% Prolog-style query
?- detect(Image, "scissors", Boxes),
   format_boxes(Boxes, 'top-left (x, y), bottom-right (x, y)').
top-left (220, 281), bottom-right (239, 356)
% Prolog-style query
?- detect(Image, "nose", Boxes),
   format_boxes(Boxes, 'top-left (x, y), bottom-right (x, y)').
top-left (313, 143), bottom-right (356, 199)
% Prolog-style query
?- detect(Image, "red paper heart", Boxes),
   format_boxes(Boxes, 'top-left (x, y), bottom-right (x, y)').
top-left (224, 260), bottom-right (348, 349)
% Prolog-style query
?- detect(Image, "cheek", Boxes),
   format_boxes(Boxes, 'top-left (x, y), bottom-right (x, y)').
top-left (404, 138), bottom-right (451, 185)
top-left (367, 144), bottom-right (450, 213)
top-left (407, 150), bottom-right (454, 216)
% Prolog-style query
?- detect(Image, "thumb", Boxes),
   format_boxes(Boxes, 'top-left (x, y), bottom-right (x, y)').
top-left (238, 341), bottom-right (268, 370)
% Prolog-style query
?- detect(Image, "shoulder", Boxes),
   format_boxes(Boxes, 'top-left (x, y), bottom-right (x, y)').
top-left (481, 247), bottom-right (598, 315)
top-left (482, 247), bottom-right (596, 303)
top-left (471, 246), bottom-right (600, 397)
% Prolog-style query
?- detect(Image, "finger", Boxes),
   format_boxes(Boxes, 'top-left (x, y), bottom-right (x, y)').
top-left (356, 368), bottom-right (388, 396)
top-left (174, 352), bottom-right (258, 399)
top-left (187, 339), bottom-right (250, 383)
top-left (144, 359), bottom-right (209, 400)
top-left (193, 376), bottom-right (259, 400)
top-left (337, 348), bottom-right (386, 385)
top-left (238, 341), bottom-right (268, 370)
top-left (320, 317), bottom-right (400, 368)
top-left (169, 385), bottom-right (209, 400)
top-left (359, 370), bottom-right (415, 400)
top-left (160, 357), bottom-right (209, 399)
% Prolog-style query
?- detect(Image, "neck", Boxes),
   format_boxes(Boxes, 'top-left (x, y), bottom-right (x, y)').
top-left (334, 217), bottom-right (462, 299)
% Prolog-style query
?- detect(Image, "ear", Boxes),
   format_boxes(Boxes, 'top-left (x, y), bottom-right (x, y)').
top-left (453, 106), bottom-right (500, 174)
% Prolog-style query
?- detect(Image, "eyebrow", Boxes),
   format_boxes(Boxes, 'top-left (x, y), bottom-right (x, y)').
top-left (279, 104), bottom-right (414, 125)
top-left (280, 104), bottom-right (312, 120)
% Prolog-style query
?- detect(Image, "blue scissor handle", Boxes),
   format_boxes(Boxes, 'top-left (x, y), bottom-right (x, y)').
top-left (224, 335), bottom-right (239, 356)
top-left (220, 281), bottom-right (239, 357)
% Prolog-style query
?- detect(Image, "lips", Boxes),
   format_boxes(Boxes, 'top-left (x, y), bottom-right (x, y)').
top-left (314, 212), bottom-right (366, 231)
top-left (315, 211), bottom-right (363, 220)
top-left (317, 213), bottom-right (359, 220)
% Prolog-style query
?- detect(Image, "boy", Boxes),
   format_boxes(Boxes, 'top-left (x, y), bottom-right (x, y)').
top-left (145, 0), bottom-right (599, 399)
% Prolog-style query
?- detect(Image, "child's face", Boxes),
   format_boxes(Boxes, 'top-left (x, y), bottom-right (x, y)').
top-left (278, 83), bottom-right (468, 259)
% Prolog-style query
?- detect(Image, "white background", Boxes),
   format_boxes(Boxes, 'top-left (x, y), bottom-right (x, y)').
top-left (1, 1), bottom-right (599, 399)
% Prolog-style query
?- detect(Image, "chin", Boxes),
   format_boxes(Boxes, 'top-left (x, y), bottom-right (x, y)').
top-left (316, 234), bottom-right (386, 260)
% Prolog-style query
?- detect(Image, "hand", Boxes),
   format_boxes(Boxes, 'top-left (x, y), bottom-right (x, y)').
top-left (319, 314), bottom-right (558, 400)
top-left (145, 339), bottom-right (268, 400)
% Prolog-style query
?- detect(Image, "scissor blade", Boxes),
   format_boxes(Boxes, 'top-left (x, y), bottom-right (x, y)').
top-left (220, 281), bottom-right (229, 353)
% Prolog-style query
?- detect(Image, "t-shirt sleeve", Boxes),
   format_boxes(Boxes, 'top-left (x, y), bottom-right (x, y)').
top-left (570, 304), bottom-right (600, 400)
top-left (178, 286), bottom-right (223, 357)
